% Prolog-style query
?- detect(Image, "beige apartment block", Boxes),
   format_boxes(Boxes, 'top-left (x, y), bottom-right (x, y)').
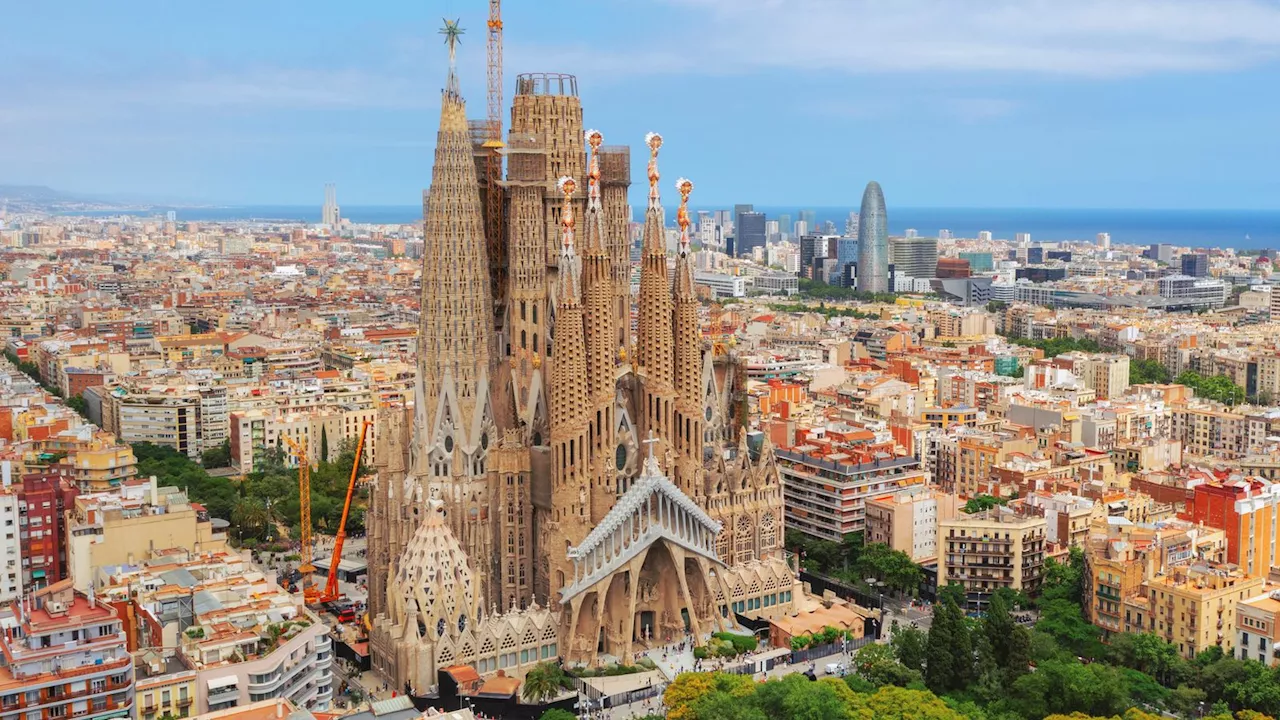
top-left (939, 507), bottom-right (1047, 607)
top-left (865, 486), bottom-right (960, 563)
top-left (66, 478), bottom-right (225, 591)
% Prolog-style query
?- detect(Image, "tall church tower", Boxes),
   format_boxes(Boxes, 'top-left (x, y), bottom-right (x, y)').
top-left (412, 25), bottom-right (499, 603)
top-left (634, 134), bottom-right (677, 469)
top-left (671, 178), bottom-right (706, 499)
top-left (580, 131), bottom-right (619, 523)
top-left (545, 177), bottom-right (594, 598)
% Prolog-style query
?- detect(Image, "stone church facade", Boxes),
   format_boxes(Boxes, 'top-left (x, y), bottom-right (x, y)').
top-left (367, 47), bottom-right (799, 696)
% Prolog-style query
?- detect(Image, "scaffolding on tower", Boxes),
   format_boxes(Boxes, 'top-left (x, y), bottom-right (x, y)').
top-left (468, 0), bottom-right (506, 331)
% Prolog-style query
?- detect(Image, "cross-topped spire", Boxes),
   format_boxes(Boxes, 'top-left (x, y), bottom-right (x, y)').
top-left (676, 177), bottom-right (693, 258)
top-left (645, 132), bottom-right (663, 209)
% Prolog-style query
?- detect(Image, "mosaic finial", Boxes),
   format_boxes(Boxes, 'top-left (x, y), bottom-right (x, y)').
top-left (645, 132), bottom-right (663, 208)
top-left (557, 176), bottom-right (577, 257)
top-left (676, 178), bottom-right (693, 257)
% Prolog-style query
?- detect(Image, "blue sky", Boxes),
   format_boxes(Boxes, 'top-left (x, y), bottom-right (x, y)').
top-left (3, 0), bottom-right (1280, 209)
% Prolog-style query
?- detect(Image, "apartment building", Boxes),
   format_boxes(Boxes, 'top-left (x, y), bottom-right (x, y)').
top-left (1126, 565), bottom-right (1263, 659)
top-left (229, 406), bottom-right (378, 474)
top-left (777, 447), bottom-right (926, 541)
top-left (1083, 518), bottom-right (1227, 638)
top-left (66, 478), bottom-right (225, 592)
top-left (865, 486), bottom-right (960, 563)
top-left (134, 656), bottom-right (197, 720)
top-left (17, 471), bottom-right (79, 591)
top-left (1170, 402), bottom-right (1268, 460)
top-left (35, 428), bottom-right (137, 492)
top-left (0, 581), bottom-right (135, 720)
top-left (108, 551), bottom-right (333, 713)
top-left (930, 427), bottom-right (1038, 498)
top-left (1188, 477), bottom-right (1280, 577)
top-left (0, 486), bottom-right (18, 603)
top-left (938, 507), bottom-right (1047, 608)
top-left (1023, 492), bottom-right (1098, 547)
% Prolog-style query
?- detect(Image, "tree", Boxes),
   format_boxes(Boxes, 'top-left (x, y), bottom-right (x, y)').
top-left (925, 597), bottom-right (971, 694)
top-left (1129, 359), bottom-right (1172, 386)
top-left (1175, 371), bottom-right (1246, 406)
top-left (537, 711), bottom-right (576, 720)
top-left (202, 439), bottom-right (231, 469)
top-left (66, 394), bottom-right (89, 418)
top-left (665, 673), bottom-right (719, 720)
top-left (689, 693), bottom-right (768, 720)
top-left (964, 494), bottom-right (1009, 514)
top-left (854, 686), bottom-right (968, 720)
top-left (1040, 546), bottom-right (1086, 604)
top-left (230, 498), bottom-right (269, 542)
top-left (1035, 598), bottom-right (1102, 659)
top-left (854, 642), bottom-right (921, 688)
top-left (890, 624), bottom-right (927, 673)
top-left (1007, 660), bottom-right (1132, 719)
top-left (522, 662), bottom-right (572, 704)
top-left (319, 425), bottom-right (329, 462)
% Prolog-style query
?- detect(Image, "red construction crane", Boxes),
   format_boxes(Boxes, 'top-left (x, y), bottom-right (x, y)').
top-left (318, 419), bottom-right (373, 604)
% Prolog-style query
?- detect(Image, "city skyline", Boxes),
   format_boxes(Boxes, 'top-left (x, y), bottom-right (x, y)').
top-left (4, 0), bottom-right (1280, 209)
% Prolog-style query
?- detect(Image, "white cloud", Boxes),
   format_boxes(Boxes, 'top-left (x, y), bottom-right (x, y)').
top-left (650, 0), bottom-right (1280, 77)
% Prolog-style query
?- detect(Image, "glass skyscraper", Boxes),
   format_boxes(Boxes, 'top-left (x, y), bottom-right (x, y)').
top-left (855, 181), bottom-right (888, 293)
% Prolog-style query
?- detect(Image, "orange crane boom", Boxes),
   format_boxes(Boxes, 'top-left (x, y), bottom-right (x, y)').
top-left (320, 420), bottom-right (372, 603)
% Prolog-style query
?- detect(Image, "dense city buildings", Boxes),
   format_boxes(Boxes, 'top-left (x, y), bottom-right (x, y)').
top-left (5, 9), bottom-right (1280, 720)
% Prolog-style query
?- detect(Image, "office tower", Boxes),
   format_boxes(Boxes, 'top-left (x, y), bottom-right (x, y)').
top-left (836, 237), bottom-right (859, 286)
top-left (905, 228), bottom-right (919, 238)
top-left (939, 229), bottom-right (953, 241)
top-left (800, 209), bottom-right (817, 229)
top-left (799, 235), bottom-right (830, 280)
top-left (736, 211), bottom-right (767, 257)
top-left (958, 251), bottom-right (994, 273)
top-left (1097, 232), bottom-right (1111, 249)
top-left (1026, 246), bottom-right (1044, 264)
top-left (1146, 243), bottom-right (1176, 263)
top-left (733, 203), bottom-right (753, 240)
top-left (846, 212), bottom-right (859, 237)
top-left (778, 213), bottom-right (792, 236)
top-left (823, 221), bottom-right (836, 234)
top-left (1181, 253), bottom-right (1209, 278)
top-left (765, 219), bottom-right (780, 242)
top-left (322, 183), bottom-right (341, 225)
top-left (978, 230), bottom-right (993, 242)
top-left (889, 236), bottom-right (939, 279)
top-left (855, 181), bottom-right (889, 293)
top-left (793, 220), bottom-right (809, 238)
top-left (1015, 232), bottom-right (1032, 244)
top-left (166, 210), bottom-right (177, 223)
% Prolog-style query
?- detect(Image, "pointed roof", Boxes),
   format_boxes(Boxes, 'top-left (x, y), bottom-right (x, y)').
top-left (415, 38), bottom-right (493, 442)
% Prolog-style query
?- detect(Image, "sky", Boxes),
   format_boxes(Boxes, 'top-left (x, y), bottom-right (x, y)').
top-left (3, 0), bottom-right (1280, 210)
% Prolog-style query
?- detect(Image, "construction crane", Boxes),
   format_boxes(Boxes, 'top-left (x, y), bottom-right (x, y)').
top-left (484, 0), bottom-right (506, 328)
top-left (317, 420), bottom-right (372, 604)
top-left (281, 435), bottom-right (319, 604)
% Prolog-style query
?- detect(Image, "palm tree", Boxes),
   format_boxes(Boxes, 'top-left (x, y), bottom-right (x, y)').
top-left (231, 498), bottom-right (269, 541)
top-left (522, 662), bottom-right (571, 703)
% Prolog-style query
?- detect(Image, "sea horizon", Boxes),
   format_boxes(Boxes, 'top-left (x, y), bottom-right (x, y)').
top-left (57, 205), bottom-right (1280, 250)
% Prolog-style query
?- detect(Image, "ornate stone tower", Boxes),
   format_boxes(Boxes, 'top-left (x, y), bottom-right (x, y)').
top-left (670, 178), bottom-right (706, 500)
top-left (580, 131), bottom-right (620, 523)
top-left (504, 73), bottom-right (585, 440)
top-left (544, 177), bottom-right (594, 599)
top-left (634, 134), bottom-right (677, 470)
top-left (412, 29), bottom-right (499, 604)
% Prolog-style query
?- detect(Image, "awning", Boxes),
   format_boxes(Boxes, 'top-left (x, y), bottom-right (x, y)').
top-left (207, 675), bottom-right (239, 690)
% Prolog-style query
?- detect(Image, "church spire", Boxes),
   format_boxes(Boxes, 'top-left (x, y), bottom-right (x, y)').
top-left (440, 18), bottom-right (464, 97)
top-left (635, 133), bottom-right (674, 388)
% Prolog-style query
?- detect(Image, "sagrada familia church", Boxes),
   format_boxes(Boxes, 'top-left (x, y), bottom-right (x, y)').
top-left (366, 31), bottom-right (800, 697)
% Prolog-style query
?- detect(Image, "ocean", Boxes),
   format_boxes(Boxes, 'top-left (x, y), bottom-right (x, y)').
top-left (63, 205), bottom-right (1280, 250)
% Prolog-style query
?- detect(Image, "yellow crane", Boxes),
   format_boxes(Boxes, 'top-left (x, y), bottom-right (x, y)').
top-left (281, 435), bottom-right (319, 604)
top-left (484, 0), bottom-right (506, 327)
